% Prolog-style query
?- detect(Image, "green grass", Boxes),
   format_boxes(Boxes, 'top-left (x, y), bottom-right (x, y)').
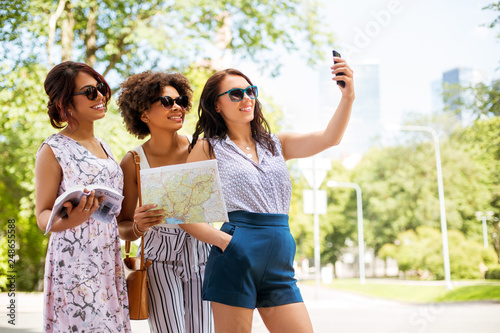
top-left (314, 279), bottom-right (500, 303)
top-left (434, 284), bottom-right (500, 302)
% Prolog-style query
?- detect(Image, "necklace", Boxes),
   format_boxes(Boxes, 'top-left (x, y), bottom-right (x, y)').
top-left (233, 140), bottom-right (255, 159)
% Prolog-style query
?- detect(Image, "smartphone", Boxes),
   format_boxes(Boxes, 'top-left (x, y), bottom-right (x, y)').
top-left (332, 50), bottom-right (345, 88)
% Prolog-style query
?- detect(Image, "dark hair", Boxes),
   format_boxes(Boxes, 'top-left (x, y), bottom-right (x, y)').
top-left (44, 61), bottom-right (111, 129)
top-left (191, 68), bottom-right (275, 155)
top-left (117, 71), bottom-right (193, 139)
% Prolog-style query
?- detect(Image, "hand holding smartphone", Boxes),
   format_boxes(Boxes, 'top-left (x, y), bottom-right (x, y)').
top-left (332, 50), bottom-right (345, 88)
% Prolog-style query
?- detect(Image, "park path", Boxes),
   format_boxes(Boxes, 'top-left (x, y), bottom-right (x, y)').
top-left (1, 282), bottom-right (499, 332)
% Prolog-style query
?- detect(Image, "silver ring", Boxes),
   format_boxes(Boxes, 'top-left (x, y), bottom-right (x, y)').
top-left (84, 208), bottom-right (90, 211)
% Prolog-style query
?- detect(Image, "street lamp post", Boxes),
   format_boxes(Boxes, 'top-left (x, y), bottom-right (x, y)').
top-left (299, 157), bottom-right (330, 296)
top-left (475, 211), bottom-right (495, 248)
top-left (386, 124), bottom-right (452, 290)
top-left (327, 181), bottom-right (365, 285)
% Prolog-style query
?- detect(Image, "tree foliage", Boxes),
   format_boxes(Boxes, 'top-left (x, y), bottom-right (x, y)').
top-left (0, 63), bottom-right (54, 290)
top-left (350, 130), bottom-right (494, 258)
top-left (484, 1), bottom-right (500, 34)
top-left (288, 162), bottom-right (315, 261)
top-left (453, 117), bottom-right (500, 258)
top-left (0, 0), bottom-right (333, 78)
top-left (321, 162), bottom-right (357, 266)
top-left (379, 226), bottom-right (498, 279)
top-left (443, 81), bottom-right (500, 120)
top-left (287, 159), bottom-right (358, 271)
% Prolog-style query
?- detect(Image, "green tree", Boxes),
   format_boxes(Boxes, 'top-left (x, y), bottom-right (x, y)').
top-left (379, 226), bottom-right (498, 279)
top-left (453, 117), bottom-right (500, 259)
top-left (288, 162), bottom-right (314, 262)
top-left (321, 162), bottom-right (357, 268)
top-left (286, 159), bottom-right (358, 277)
top-left (1, 0), bottom-right (333, 78)
top-left (352, 133), bottom-right (492, 255)
top-left (0, 63), bottom-right (53, 290)
top-left (484, 1), bottom-right (500, 37)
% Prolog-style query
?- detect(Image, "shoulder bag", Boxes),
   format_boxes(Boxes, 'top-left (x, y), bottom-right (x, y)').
top-left (123, 151), bottom-right (152, 320)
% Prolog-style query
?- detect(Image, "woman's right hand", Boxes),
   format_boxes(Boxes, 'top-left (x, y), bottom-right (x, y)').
top-left (219, 232), bottom-right (233, 252)
top-left (133, 204), bottom-right (164, 234)
top-left (63, 190), bottom-right (103, 227)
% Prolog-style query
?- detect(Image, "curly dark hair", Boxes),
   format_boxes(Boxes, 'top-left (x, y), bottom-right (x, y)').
top-left (191, 68), bottom-right (275, 155)
top-left (44, 61), bottom-right (111, 129)
top-left (117, 71), bottom-right (193, 139)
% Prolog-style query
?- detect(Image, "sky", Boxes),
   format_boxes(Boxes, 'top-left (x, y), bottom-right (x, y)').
top-left (236, 0), bottom-right (500, 132)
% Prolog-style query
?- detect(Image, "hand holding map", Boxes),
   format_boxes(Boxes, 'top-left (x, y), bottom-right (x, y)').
top-left (140, 160), bottom-right (228, 227)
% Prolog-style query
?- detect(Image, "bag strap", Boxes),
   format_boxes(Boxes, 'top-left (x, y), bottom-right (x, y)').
top-left (131, 150), bottom-right (143, 207)
top-left (125, 150), bottom-right (146, 269)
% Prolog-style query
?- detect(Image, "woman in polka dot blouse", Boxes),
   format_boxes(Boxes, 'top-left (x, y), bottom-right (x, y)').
top-left (181, 56), bottom-right (354, 333)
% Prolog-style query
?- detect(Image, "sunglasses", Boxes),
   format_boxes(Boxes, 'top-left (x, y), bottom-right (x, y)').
top-left (73, 82), bottom-right (108, 101)
top-left (151, 95), bottom-right (189, 110)
top-left (217, 86), bottom-right (258, 102)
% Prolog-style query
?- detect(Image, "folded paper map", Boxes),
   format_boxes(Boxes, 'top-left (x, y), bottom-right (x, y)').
top-left (140, 160), bottom-right (228, 226)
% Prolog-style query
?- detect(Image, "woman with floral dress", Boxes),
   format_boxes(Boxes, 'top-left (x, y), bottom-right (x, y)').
top-left (35, 61), bottom-right (131, 333)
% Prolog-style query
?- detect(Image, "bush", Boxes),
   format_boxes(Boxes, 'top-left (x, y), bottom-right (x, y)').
top-left (378, 226), bottom-right (499, 280)
top-left (485, 265), bottom-right (500, 280)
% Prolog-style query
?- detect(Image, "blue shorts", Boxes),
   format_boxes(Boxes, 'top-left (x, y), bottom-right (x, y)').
top-left (202, 210), bottom-right (303, 309)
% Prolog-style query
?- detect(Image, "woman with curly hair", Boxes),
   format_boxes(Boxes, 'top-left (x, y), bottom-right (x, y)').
top-left (35, 61), bottom-right (131, 332)
top-left (181, 58), bottom-right (354, 332)
top-left (117, 71), bottom-right (213, 333)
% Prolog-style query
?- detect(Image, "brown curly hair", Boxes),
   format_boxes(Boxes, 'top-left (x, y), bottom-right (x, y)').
top-left (117, 71), bottom-right (193, 139)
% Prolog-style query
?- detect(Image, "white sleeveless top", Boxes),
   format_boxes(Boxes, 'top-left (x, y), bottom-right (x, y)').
top-left (133, 141), bottom-right (210, 263)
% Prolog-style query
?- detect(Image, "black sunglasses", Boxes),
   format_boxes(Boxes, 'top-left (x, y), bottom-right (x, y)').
top-left (73, 82), bottom-right (108, 101)
top-left (217, 86), bottom-right (258, 102)
top-left (151, 95), bottom-right (189, 110)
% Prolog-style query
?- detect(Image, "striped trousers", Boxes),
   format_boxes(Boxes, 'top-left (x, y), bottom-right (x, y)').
top-left (142, 229), bottom-right (214, 333)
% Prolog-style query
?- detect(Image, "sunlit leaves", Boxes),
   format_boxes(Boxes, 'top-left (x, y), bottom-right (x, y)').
top-left (1, 0), bottom-right (331, 78)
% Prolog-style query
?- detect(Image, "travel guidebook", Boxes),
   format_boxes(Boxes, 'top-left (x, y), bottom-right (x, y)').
top-left (140, 160), bottom-right (228, 227)
top-left (45, 184), bottom-right (124, 234)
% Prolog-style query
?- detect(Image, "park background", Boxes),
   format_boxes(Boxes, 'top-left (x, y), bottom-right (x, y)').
top-left (0, 0), bottom-right (499, 302)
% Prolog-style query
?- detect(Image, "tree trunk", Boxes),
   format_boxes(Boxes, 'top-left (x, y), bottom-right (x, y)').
top-left (46, 0), bottom-right (67, 67)
top-left (61, 1), bottom-right (75, 61)
top-left (85, 5), bottom-right (99, 67)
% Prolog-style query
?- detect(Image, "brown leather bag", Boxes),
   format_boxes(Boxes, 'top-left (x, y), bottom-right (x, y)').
top-left (123, 151), bottom-right (152, 320)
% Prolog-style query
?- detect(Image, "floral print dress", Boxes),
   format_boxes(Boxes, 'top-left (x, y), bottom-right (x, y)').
top-left (38, 134), bottom-right (131, 333)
